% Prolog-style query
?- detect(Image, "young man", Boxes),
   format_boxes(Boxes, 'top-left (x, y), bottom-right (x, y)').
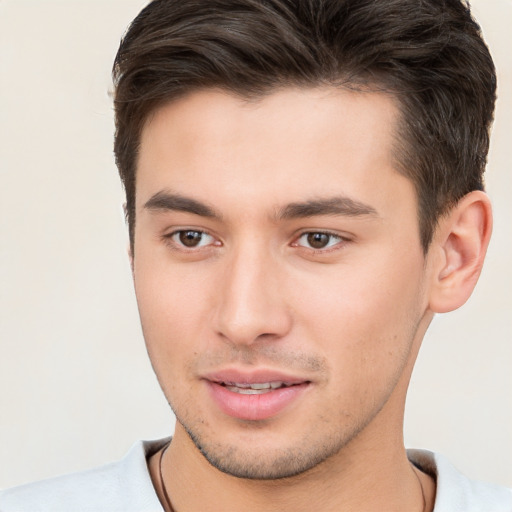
top-left (1, 0), bottom-right (510, 510)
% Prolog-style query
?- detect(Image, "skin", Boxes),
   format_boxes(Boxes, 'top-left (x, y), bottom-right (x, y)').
top-left (132, 87), bottom-right (491, 512)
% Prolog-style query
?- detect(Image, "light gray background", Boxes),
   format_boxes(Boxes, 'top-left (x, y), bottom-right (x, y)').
top-left (1, 0), bottom-right (511, 489)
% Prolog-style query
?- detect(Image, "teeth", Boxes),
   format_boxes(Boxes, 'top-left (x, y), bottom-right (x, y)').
top-left (223, 381), bottom-right (286, 394)
top-left (248, 383), bottom-right (270, 390)
top-left (226, 387), bottom-right (267, 394)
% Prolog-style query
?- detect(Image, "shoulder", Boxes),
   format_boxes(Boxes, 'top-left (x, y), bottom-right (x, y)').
top-left (0, 439), bottom-right (168, 512)
top-left (407, 449), bottom-right (512, 512)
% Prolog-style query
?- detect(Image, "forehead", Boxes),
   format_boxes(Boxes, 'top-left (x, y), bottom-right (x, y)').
top-left (140, 87), bottom-right (399, 157)
top-left (136, 87), bottom-right (410, 217)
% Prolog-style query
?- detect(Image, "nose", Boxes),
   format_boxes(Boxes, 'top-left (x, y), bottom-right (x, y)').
top-left (213, 242), bottom-right (292, 346)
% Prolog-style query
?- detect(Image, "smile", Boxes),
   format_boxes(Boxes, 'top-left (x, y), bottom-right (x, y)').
top-left (205, 374), bottom-right (310, 421)
top-left (222, 381), bottom-right (293, 394)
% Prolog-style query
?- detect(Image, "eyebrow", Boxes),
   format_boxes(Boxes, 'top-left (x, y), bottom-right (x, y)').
top-left (144, 191), bottom-right (221, 219)
top-left (143, 190), bottom-right (378, 221)
top-left (278, 196), bottom-right (378, 219)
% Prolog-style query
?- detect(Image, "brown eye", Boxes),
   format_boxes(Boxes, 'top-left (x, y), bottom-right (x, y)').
top-left (171, 230), bottom-right (214, 248)
top-left (179, 231), bottom-right (203, 247)
top-left (306, 233), bottom-right (330, 249)
top-left (296, 232), bottom-right (343, 251)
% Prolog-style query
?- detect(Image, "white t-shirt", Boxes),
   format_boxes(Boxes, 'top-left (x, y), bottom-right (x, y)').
top-left (1, 439), bottom-right (510, 511)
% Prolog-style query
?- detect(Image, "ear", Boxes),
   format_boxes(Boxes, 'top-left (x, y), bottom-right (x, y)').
top-left (128, 242), bottom-right (134, 274)
top-left (428, 191), bottom-right (492, 313)
top-left (122, 202), bottom-right (135, 274)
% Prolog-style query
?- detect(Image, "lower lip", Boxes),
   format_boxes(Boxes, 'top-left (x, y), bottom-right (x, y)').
top-left (206, 381), bottom-right (309, 421)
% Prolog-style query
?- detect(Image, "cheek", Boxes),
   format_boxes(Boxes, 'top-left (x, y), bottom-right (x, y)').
top-left (133, 256), bottom-right (215, 364)
top-left (134, 267), bottom-right (216, 408)
top-left (292, 252), bottom-right (425, 372)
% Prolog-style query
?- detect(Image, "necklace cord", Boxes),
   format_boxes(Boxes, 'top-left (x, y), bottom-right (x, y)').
top-left (411, 463), bottom-right (427, 512)
top-left (159, 441), bottom-right (175, 512)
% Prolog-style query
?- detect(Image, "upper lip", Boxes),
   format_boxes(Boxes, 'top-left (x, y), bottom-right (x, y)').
top-left (202, 368), bottom-right (310, 386)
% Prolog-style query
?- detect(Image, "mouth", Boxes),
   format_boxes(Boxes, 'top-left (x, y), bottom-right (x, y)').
top-left (218, 381), bottom-right (305, 395)
top-left (203, 371), bottom-right (311, 421)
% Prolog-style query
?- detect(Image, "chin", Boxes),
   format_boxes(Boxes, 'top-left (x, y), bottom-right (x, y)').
top-left (178, 416), bottom-right (355, 480)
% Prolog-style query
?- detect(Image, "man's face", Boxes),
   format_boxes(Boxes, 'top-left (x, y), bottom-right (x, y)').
top-left (133, 88), bottom-right (434, 479)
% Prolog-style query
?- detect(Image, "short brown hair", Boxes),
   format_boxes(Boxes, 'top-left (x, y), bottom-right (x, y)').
top-left (112, 0), bottom-right (496, 251)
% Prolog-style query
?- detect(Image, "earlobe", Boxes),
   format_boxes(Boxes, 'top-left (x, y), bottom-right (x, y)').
top-left (428, 191), bottom-right (492, 313)
top-left (128, 243), bottom-right (134, 274)
top-left (122, 202), bottom-right (135, 274)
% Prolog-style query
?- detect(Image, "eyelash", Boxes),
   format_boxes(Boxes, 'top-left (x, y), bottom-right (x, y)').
top-left (292, 230), bottom-right (349, 253)
top-left (162, 229), bottom-right (349, 254)
top-left (163, 229), bottom-right (219, 251)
